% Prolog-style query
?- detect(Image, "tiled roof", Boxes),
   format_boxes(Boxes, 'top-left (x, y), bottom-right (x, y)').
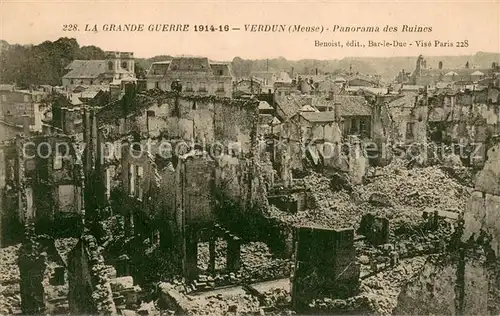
top-left (258, 101), bottom-right (273, 110)
top-left (251, 71), bottom-right (275, 80)
top-left (0, 84), bottom-right (15, 91)
top-left (388, 93), bottom-right (418, 108)
top-left (316, 80), bottom-right (343, 93)
top-left (147, 62), bottom-right (171, 76)
top-left (300, 105), bottom-right (319, 112)
top-left (65, 60), bottom-right (87, 70)
top-left (334, 95), bottom-right (371, 116)
top-left (416, 68), bottom-right (493, 85)
top-left (169, 57), bottom-right (211, 72)
top-left (210, 63), bottom-right (232, 77)
top-left (63, 60), bottom-right (108, 79)
top-left (359, 87), bottom-right (391, 96)
top-left (275, 95), bottom-right (308, 119)
top-left (259, 114), bottom-right (275, 125)
top-left (393, 84), bottom-right (425, 92)
top-left (299, 111), bottom-right (336, 123)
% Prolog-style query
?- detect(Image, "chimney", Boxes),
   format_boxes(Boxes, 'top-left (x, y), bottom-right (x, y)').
top-left (334, 102), bottom-right (341, 121)
top-left (438, 61), bottom-right (443, 70)
top-left (22, 115), bottom-right (30, 137)
top-left (328, 90), bottom-right (335, 100)
top-left (291, 67), bottom-right (294, 76)
top-left (109, 84), bottom-right (121, 102)
top-left (304, 96), bottom-right (312, 106)
top-left (315, 68), bottom-right (318, 75)
top-left (61, 107), bottom-right (77, 135)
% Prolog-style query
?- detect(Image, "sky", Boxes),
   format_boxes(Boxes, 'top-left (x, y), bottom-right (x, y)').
top-left (0, 0), bottom-right (499, 61)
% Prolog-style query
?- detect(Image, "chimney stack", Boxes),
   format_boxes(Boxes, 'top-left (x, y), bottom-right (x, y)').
top-left (304, 96), bottom-right (312, 106)
top-left (328, 90), bottom-right (335, 100)
top-left (22, 115), bottom-right (30, 137)
top-left (334, 102), bottom-right (341, 122)
top-left (438, 61), bottom-right (443, 70)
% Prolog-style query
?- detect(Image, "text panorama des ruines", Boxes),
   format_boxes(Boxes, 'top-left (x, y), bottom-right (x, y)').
top-left (63, 24), bottom-right (433, 33)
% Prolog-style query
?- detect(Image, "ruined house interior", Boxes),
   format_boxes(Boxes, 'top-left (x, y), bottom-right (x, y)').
top-left (0, 72), bottom-right (500, 315)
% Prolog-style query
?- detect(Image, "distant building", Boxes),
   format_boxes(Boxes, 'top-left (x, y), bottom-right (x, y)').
top-left (62, 51), bottom-right (136, 91)
top-left (410, 55), bottom-right (499, 86)
top-left (233, 78), bottom-right (263, 96)
top-left (146, 57), bottom-right (233, 97)
top-left (250, 71), bottom-right (292, 87)
top-left (0, 87), bottom-right (44, 133)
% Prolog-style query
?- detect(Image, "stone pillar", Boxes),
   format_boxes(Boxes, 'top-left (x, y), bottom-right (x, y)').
top-left (53, 266), bottom-right (65, 285)
top-left (184, 227), bottom-right (198, 281)
top-left (19, 227), bottom-right (47, 316)
top-left (358, 214), bottom-right (390, 245)
top-left (22, 115), bottom-right (31, 137)
top-left (116, 255), bottom-right (130, 277)
top-left (208, 234), bottom-right (216, 274)
top-left (292, 226), bottom-right (359, 310)
top-left (226, 236), bottom-right (241, 272)
top-left (348, 135), bottom-right (367, 185)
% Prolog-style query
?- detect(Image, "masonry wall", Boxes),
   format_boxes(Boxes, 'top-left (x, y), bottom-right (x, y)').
top-left (67, 240), bottom-right (95, 314)
top-left (0, 91), bottom-right (39, 126)
top-left (146, 75), bottom-right (233, 98)
top-left (395, 139), bottom-right (500, 315)
top-left (281, 116), bottom-right (343, 171)
top-left (109, 94), bottom-right (259, 155)
top-left (462, 140), bottom-right (500, 255)
top-left (394, 255), bottom-right (494, 315)
top-left (20, 135), bottom-right (83, 235)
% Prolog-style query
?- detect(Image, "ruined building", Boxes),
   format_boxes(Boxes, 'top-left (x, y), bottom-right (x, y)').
top-left (146, 57), bottom-right (234, 97)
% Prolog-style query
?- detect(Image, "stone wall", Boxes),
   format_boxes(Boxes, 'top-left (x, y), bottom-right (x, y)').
top-left (292, 226), bottom-right (359, 310)
top-left (67, 234), bottom-right (116, 315)
top-left (462, 139), bottom-right (500, 255)
top-left (394, 254), bottom-right (495, 315)
top-left (393, 137), bottom-right (500, 315)
top-left (97, 91), bottom-right (259, 155)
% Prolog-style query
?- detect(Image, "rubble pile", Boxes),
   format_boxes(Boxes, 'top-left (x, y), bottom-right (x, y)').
top-left (44, 261), bottom-right (69, 314)
top-left (359, 159), bottom-right (470, 210)
top-left (188, 292), bottom-right (261, 315)
top-left (160, 282), bottom-right (261, 315)
top-left (197, 239), bottom-right (228, 272)
top-left (197, 241), bottom-right (292, 287)
top-left (0, 245), bottom-right (21, 314)
top-left (358, 256), bottom-right (428, 315)
top-left (308, 295), bottom-right (377, 314)
top-left (54, 238), bottom-right (79, 262)
top-left (308, 256), bottom-right (428, 315)
top-left (240, 259), bottom-right (292, 284)
top-left (268, 159), bottom-right (470, 233)
top-left (260, 287), bottom-right (291, 308)
top-left (0, 245), bottom-right (20, 284)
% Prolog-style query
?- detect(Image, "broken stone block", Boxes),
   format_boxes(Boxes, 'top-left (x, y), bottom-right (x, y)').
top-left (358, 214), bottom-right (390, 245)
top-left (110, 276), bottom-right (134, 292)
top-left (358, 255), bottom-right (370, 265)
top-left (368, 192), bottom-right (393, 207)
top-left (329, 172), bottom-right (352, 193)
top-left (137, 301), bottom-right (156, 315)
